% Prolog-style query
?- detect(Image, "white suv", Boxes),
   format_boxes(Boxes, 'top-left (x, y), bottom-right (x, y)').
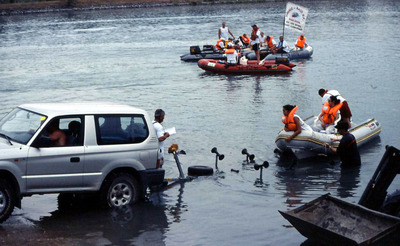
top-left (0, 103), bottom-right (164, 223)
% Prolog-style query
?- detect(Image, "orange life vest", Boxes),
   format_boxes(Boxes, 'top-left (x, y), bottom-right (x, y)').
top-left (240, 35), bottom-right (250, 44)
top-left (267, 36), bottom-right (274, 48)
top-left (225, 48), bottom-right (235, 54)
top-left (296, 36), bottom-right (306, 48)
top-left (251, 27), bottom-right (259, 41)
top-left (321, 101), bottom-right (343, 124)
top-left (282, 106), bottom-right (298, 131)
top-left (216, 39), bottom-right (225, 50)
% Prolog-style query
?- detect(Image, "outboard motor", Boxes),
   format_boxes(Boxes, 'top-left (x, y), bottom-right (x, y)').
top-left (190, 46), bottom-right (201, 55)
top-left (203, 45), bottom-right (214, 52)
top-left (275, 56), bottom-right (290, 66)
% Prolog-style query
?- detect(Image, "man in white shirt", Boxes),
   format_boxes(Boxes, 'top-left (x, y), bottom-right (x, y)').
top-left (218, 22), bottom-right (235, 40)
top-left (276, 36), bottom-right (290, 53)
top-left (152, 109), bottom-right (170, 168)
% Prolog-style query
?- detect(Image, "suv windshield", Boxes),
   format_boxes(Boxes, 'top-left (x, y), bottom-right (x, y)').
top-left (0, 108), bottom-right (47, 144)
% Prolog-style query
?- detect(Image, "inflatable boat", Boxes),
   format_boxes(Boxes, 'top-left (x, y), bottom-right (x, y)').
top-left (180, 45), bottom-right (253, 62)
top-left (197, 57), bottom-right (295, 75)
top-left (246, 46), bottom-right (313, 61)
top-left (275, 116), bottom-right (382, 159)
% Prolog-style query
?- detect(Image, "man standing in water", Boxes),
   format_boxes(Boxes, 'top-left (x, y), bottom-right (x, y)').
top-left (218, 22), bottom-right (235, 40)
top-left (153, 109), bottom-right (170, 168)
top-left (324, 121), bottom-right (361, 167)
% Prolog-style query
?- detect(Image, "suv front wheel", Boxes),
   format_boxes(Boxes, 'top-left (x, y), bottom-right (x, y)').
top-left (0, 180), bottom-right (15, 223)
top-left (103, 173), bottom-right (141, 208)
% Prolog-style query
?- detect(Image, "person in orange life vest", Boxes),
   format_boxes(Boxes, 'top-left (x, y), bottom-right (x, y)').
top-left (319, 88), bottom-right (352, 125)
top-left (295, 34), bottom-right (308, 50)
top-left (282, 105), bottom-right (302, 142)
top-left (215, 37), bottom-right (226, 51)
top-left (239, 34), bottom-right (250, 48)
top-left (224, 42), bottom-right (238, 65)
top-left (250, 24), bottom-right (261, 64)
top-left (266, 36), bottom-right (277, 54)
top-left (218, 22), bottom-right (235, 40)
top-left (318, 95), bottom-right (343, 130)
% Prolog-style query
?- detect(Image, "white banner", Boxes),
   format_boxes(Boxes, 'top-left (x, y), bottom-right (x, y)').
top-left (285, 2), bottom-right (309, 32)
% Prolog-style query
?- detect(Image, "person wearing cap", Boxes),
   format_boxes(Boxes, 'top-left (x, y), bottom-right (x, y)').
top-left (218, 22), bottom-right (235, 40)
top-left (324, 121), bottom-right (361, 167)
top-left (224, 42), bottom-right (238, 65)
top-left (319, 88), bottom-right (352, 125)
top-left (250, 24), bottom-right (261, 64)
top-left (295, 34), bottom-right (308, 50)
top-left (215, 37), bottom-right (226, 51)
top-left (153, 109), bottom-right (170, 168)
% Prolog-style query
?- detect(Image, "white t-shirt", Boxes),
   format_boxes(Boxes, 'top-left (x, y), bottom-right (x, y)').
top-left (226, 50), bottom-right (238, 64)
top-left (277, 40), bottom-right (290, 52)
top-left (153, 121), bottom-right (165, 159)
top-left (220, 27), bottom-right (230, 40)
top-left (294, 115), bottom-right (312, 131)
top-left (321, 90), bottom-right (346, 104)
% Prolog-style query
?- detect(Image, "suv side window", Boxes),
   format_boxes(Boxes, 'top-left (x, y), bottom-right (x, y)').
top-left (33, 116), bottom-right (84, 147)
top-left (95, 115), bottom-right (149, 145)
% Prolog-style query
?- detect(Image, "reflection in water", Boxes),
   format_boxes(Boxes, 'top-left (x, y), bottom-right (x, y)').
top-left (337, 165), bottom-right (361, 198)
top-left (35, 193), bottom-right (170, 245)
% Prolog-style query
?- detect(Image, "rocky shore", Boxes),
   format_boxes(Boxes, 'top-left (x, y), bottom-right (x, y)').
top-left (0, 0), bottom-right (272, 15)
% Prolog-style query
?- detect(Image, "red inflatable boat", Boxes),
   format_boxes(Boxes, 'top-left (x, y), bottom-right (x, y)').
top-left (197, 57), bottom-right (295, 75)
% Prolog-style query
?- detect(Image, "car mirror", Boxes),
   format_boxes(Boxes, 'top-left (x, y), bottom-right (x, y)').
top-left (31, 136), bottom-right (52, 148)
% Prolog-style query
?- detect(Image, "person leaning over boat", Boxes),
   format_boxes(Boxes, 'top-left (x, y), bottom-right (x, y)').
top-left (266, 36), bottom-right (277, 54)
top-left (153, 109), bottom-right (170, 168)
top-left (250, 24), bottom-right (261, 64)
top-left (224, 42), bottom-right (238, 65)
top-left (239, 34), bottom-right (251, 48)
top-left (276, 36), bottom-right (290, 54)
top-left (218, 22), bottom-right (235, 40)
top-left (318, 96), bottom-right (343, 133)
top-left (282, 105), bottom-right (312, 142)
top-left (295, 34), bottom-right (308, 50)
top-left (324, 121), bottom-right (361, 167)
top-left (319, 88), bottom-right (352, 125)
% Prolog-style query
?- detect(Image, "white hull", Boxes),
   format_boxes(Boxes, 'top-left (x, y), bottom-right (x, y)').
top-left (275, 118), bottom-right (382, 159)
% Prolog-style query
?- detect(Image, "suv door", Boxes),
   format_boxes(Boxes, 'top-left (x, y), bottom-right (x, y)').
top-left (25, 116), bottom-right (85, 193)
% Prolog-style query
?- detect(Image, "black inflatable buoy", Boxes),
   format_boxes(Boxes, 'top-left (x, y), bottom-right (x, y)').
top-left (188, 165), bottom-right (214, 176)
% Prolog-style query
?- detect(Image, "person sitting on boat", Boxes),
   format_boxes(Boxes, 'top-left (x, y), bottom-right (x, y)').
top-left (239, 34), bottom-right (251, 48)
top-left (218, 22), bottom-right (235, 40)
top-left (324, 121), bottom-right (361, 167)
top-left (224, 42), bottom-right (238, 65)
top-left (318, 96), bottom-right (343, 133)
top-left (259, 32), bottom-right (266, 47)
top-left (282, 105), bottom-right (312, 142)
top-left (295, 34), bottom-right (308, 50)
top-left (215, 37), bottom-right (226, 51)
top-left (266, 36), bottom-right (277, 54)
top-left (319, 88), bottom-right (352, 125)
top-left (276, 36), bottom-right (290, 53)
